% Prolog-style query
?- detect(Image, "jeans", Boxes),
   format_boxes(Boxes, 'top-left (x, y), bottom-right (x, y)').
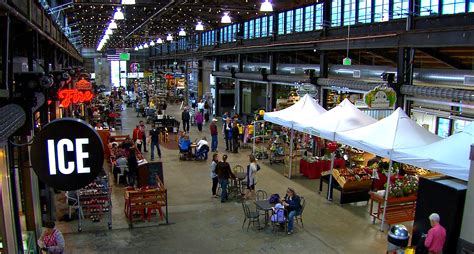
top-left (142, 136), bottom-right (148, 151)
top-left (211, 135), bottom-right (218, 152)
top-left (211, 177), bottom-right (218, 195)
top-left (127, 171), bottom-right (136, 187)
top-left (287, 210), bottom-right (300, 232)
top-left (150, 141), bottom-right (162, 160)
top-left (225, 138), bottom-right (232, 151)
top-left (219, 179), bottom-right (229, 202)
top-left (232, 138), bottom-right (239, 153)
top-left (197, 123), bottom-right (203, 132)
top-left (183, 120), bottom-right (190, 132)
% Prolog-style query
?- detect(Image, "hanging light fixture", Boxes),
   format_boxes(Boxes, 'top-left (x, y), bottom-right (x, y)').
top-left (157, 38), bottom-right (163, 44)
top-left (121, 0), bottom-right (135, 5)
top-left (109, 19), bottom-right (117, 29)
top-left (106, 28), bottom-right (113, 35)
top-left (178, 28), bottom-right (186, 36)
top-left (138, 45), bottom-right (144, 49)
top-left (221, 12), bottom-right (231, 23)
top-left (195, 21), bottom-right (204, 31)
top-left (150, 40), bottom-right (155, 46)
top-left (114, 7), bottom-right (124, 20)
top-left (134, 46), bottom-right (139, 51)
top-left (103, 34), bottom-right (110, 40)
top-left (166, 34), bottom-right (173, 41)
top-left (144, 42), bottom-right (149, 48)
top-left (260, 0), bottom-right (273, 12)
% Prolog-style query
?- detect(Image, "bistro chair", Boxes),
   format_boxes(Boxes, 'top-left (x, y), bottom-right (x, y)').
top-left (241, 202), bottom-right (260, 231)
top-left (295, 197), bottom-right (306, 228)
top-left (116, 165), bottom-right (128, 186)
top-left (233, 165), bottom-right (245, 173)
top-left (255, 190), bottom-right (268, 201)
top-left (65, 191), bottom-right (83, 220)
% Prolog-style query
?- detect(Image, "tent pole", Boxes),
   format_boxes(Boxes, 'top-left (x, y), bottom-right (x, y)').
top-left (288, 129), bottom-right (294, 179)
top-left (327, 152), bottom-right (335, 201)
top-left (252, 121), bottom-right (256, 155)
top-left (380, 159), bottom-right (393, 231)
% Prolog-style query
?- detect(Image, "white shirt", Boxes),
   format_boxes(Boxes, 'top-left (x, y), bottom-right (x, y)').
top-left (197, 102), bottom-right (204, 110)
top-left (197, 139), bottom-right (209, 150)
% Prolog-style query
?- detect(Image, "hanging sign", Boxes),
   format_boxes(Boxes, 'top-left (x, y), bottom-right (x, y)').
top-left (31, 118), bottom-right (104, 191)
top-left (343, 57), bottom-right (352, 66)
top-left (75, 79), bottom-right (92, 91)
top-left (58, 89), bottom-right (94, 107)
top-left (364, 86), bottom-right (397, 109)
top-left (296, 82), bottom-right (319, 98)
top-left (130, 63), bottom-right (140, 72)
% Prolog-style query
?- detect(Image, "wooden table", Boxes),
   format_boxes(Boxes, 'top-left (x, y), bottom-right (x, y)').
top-left (369, 192), bottom-right (417, 227)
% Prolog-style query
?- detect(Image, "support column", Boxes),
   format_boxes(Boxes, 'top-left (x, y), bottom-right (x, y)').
top-left (322, 0), bottom-right (332, 36)
top-left (319, 51), bottom-right (329, 107)
top-left (235, 80), bottom-right (241, 115)
top-left (269, 52), bottom-right (277, 75)
top-left (1, 15), bottom-right (11, 97)
top-left (237, 54), bottom-right (244, 73)
top-left (266, 82), bottom-right (273, 112)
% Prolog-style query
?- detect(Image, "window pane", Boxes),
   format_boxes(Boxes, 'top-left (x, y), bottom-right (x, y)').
top-left (420, 0), bottom-right (439, 15)
top-left (343, 0), bottom-right (356, 25)
top-left (393, 0), bottom-right (409, 19)
top-left (304, 5), bottom-right (315, 31)
top-left (286, 10), bottom-right (294, 34)
top-left (315, 4), bottom-right (324, 29)
top-left (278, 12), bottom-right (285, 34)
top-left (249, 19), bottom-right (255, 38)
top-left (358, 0), bottom-right (372, 22)
top-left (374, 0), bottom-right (390, 22)
top-left (470, 1), bottom-right (474, 12)
top-left (442, 0), bottom-right (465, 14)
top-left (244, 22), bottom-right (249, 39)
top-left (331, 0), bottom-right (342, 26)
top-left (295, 8), bottom-right (303, 32)
top-left (255, 18), bottom-right (261, 37)
top-left (261, 16), bottom-right (268, 37)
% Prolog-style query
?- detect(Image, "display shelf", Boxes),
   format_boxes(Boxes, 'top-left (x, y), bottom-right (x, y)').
top-left (319, 175), bottom-right (371, 204)
top-left (77, 175), bottom-right (112, 232)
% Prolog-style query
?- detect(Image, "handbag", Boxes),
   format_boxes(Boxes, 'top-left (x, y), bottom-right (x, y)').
top-left (136, 139), bottom-right (143, 145)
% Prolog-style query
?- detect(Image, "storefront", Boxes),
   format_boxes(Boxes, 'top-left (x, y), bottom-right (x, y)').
top-left (214, 77), bottom-right (235, 116)
top-left (240, 81), bottom-right (267, 116)
top-left (271, 82), bottom-right (299, 111)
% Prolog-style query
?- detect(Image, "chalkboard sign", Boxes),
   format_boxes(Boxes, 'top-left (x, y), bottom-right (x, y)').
top-left (148, 161), bottom-right (164, 186)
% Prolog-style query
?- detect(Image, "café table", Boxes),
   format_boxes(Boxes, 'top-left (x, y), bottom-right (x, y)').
top-left (255, 199), bottom-right (273, 228)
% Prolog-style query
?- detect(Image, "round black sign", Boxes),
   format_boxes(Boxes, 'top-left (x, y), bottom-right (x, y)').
top-left (31, 118), bottom-right (104, 191)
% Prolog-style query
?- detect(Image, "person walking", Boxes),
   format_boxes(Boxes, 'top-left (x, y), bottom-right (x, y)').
top-left (195, 111), bottom-right (204, 132)
top-left (139, 121), bottom-right (148, 152)
top-left (37, 221), bottom-right (65, 254)
top-left (210, 118), bottom-right (219, 152)
top-left (127, 149), bottom-right (138, 187)
top-left (216, 154), bottom-right (235, 203)
top-left (148, 124), bottom-right (162, 160)
top-left (204, 101), bottom-right (210, 122)
top-left (210, 153), bottom-right (219, 198)
top-left (424, 213), bottom-right (446, 254)
top-left (282, 188), bottom-right (302, 235)
top-left (182, 108), bottom-right (190, 133)
top-left (132, 125), bottom-right (143, 153)
top-left (223, 118), bottom-right (232, 151)
top-left (244, 154), bottom-right (259, 200)
top-left (232, 120), bottom-right (239, 153)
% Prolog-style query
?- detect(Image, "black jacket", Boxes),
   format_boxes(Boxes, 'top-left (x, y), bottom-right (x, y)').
top-left (216, 162), bottom-right (235, 180)
top-left (182, 111), bottom-right (190, 121)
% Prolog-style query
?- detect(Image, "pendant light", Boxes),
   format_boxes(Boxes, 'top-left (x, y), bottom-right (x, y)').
top-left (103, 34), bottom-right (110, 40)
top-left (157, 38), bottom-right (163, 44)
top-left (178, 28), bottom-right (186, 36)
top-left (195, 21), bottom-right (204, 31)
top-left (138, 45), bottom-right (143, 50)
top-left (113, 8), bottom-right (124, 20)
top-left (106, 28), bottom-right (113, 35)
top-left (166, 34), bottom-right (173, 41)
top-left (260, 0), bottom-right (273, 12)
top-left (109, 19), bottom-right (117, 29)
top-left (134, 46), bottom-right (139, 51)
top-left (150, 40), bottom-right (155, 46)
top-left (221, 12), bottom-right (232, 24)
top-left (144, 42), bottom-right (149, 48)
top-left (121, 0), bottom-right (135, 5)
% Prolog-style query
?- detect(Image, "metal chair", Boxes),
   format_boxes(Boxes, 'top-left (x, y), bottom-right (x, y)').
top-left (255, 190), bottom-right (268, 201)
top-left (65, 191), bottom-right (83, 220)
top-left (295, 197), bottom-right (306, 228)
top-left (233, 165), bottom-right (244, 173)
top-left (241, 202), bottom-right (260, 231)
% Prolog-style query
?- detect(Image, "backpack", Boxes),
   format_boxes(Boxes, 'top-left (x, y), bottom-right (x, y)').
top-left (271, 207), bottom-right (286, 223)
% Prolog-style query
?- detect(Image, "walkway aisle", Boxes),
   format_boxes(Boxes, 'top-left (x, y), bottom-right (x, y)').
top-left (62, 104), bottom-right (387, 254)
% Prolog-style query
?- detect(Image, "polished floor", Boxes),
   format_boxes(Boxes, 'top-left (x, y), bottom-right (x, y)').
top-left (59, 103), bottom-right (389, 254)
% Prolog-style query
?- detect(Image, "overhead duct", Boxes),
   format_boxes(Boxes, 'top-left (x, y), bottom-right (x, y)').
top-left (401, 85), bottom-right (474, 102)
top-left (0, 104), bottom-right (26, 143)
top-left (235, 73), bottom-right (264, 81)
top-left (267, 74), bottom-right (310, 83)
top-left (317, 78), bottom-right (383, 92)
top-left (211, 71), bottom-right (233, 78)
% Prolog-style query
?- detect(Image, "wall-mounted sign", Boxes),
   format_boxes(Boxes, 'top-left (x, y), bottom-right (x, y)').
top-left (58, 89), bottom-right (94, 107)
top-left (130, 63), bottom-right (140, 72)
top-left (75, 79), bottom-right (92, 91)
top-left (31, 118), bottom-right (104, 191)
top-left (364, 85), bottom-right (397, 109)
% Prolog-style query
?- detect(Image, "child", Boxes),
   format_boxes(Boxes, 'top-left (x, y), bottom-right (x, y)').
top-left (269, 194), bottom-right (286, 226)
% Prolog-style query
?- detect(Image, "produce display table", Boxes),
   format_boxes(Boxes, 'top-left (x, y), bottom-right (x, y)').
top-left (300, 159), bottom-right (346, 179)
top-left (319, 175), bottom-right (370, 204)
top-left (369, 192), bottom-right (417, 226)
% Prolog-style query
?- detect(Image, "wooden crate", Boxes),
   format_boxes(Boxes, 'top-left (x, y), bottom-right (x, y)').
top-left (333, 169), bottom-right (371, 190)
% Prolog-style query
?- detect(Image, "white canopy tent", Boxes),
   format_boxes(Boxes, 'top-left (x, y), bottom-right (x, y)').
top-left (337, 107), bottom-right (441, 230)
top-left (300, 99), bottom-right (377, 199)
top-left (264, 94), bottom-right (326, 178)
top-left (392, 122), bottom-right (473, 181)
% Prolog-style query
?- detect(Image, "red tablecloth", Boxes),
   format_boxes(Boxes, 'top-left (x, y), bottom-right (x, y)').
top-left (300, 159), bottom-right (346, 179)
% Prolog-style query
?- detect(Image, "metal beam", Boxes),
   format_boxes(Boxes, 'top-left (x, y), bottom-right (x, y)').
top-left (418, 48), bottom-right (471, 70)
top-left (365, 49), bottom-right (397, 65)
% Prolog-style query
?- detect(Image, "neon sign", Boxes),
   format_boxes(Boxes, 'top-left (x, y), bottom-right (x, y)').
top-left (58, 89), bottom-right (94, 107)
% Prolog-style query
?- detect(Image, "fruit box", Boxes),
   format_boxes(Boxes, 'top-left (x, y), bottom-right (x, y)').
top-left (333, 169), bottom-right (372, 190)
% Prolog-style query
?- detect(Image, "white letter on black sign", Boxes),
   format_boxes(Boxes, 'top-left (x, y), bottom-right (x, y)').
top-left (75, 138), bottom-right (90, 174)
top-left (47, 140), bottom-right (57, 175)
top-left (57, 139), bottom-right (75, 175)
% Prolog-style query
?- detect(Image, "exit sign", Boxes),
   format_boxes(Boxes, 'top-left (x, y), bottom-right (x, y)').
top-left (120, 53), bottom-right (130, 61)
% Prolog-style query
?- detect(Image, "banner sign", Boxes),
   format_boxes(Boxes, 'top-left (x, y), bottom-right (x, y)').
top-left (364, 86), bottom-right (397, 109)
top-left (31, 118), bottom-right (104, 191)
top-left (58, 89), bottom-right (94, 107)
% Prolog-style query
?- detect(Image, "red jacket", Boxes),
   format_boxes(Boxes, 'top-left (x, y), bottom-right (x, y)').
top-left (209, 122), bottom-right (218, 135)
top-left (132, 128), bottom-right (143, 141)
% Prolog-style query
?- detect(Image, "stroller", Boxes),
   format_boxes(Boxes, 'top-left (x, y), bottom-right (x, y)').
top-left (194, 145), bottom-right (209, 161)
top-left (269, 141), bottom-right (285, 165)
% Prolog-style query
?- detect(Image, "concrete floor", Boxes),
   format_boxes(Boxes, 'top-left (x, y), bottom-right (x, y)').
top-left (59, 103), bottom-right (390, 254)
